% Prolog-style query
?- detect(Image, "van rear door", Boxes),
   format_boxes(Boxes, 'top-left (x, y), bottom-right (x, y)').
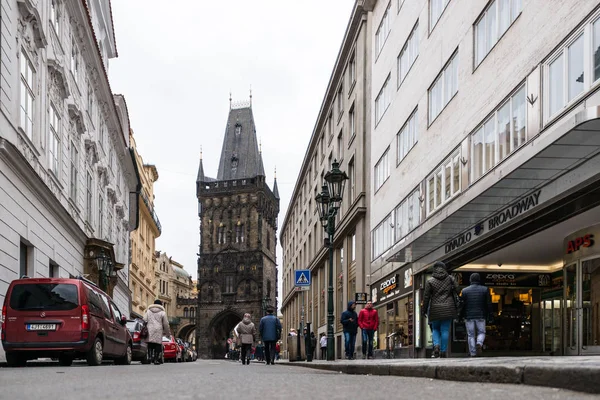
top-left (6, 281), bottom-right (81, 344)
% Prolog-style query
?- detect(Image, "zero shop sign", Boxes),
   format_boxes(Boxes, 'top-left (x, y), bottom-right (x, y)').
top-left (444, 189), bottom-right (542, 255)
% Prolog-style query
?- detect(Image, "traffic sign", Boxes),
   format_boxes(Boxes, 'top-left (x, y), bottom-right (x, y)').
top-left (295, 269), bottom-right (311, 286)
top-left (294, 286), bottom-right (309, 291)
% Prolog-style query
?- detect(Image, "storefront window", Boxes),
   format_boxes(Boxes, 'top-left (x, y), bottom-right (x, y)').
top-left (486, 288), bottom-right (533, 351)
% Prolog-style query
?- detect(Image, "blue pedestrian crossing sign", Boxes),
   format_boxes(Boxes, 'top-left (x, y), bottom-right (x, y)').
top-left (295, 270), bottom-right (311, 287)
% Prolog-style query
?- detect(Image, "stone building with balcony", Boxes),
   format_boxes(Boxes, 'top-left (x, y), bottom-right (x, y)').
top-left (129, 129), bottom-right (161, 318)
top-left (0, 0), bottom-right (140, 364)
top-left (195, 98), bottom-right (279, 359)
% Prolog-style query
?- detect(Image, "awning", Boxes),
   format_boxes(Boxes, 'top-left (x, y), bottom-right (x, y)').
top-left (385, 107), bottom-right (600, 274)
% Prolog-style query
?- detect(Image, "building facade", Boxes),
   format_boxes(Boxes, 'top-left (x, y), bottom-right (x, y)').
top-left (0, 0), bottom-right (139, 360)
top-left (195, 100), bottom-right (279, 359)
top-left (280, 1), bottom-right (373, 359)
top-left (369, 0), bottom-right (600, 357)
top-left (129, 130), bottom-right (161, 319)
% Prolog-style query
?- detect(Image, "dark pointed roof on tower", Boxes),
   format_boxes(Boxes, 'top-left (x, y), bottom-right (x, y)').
top-left (196, 147), bottom-right (204, 182)
top-left (273, 167), bottom-right (279, 199)
top-left (216, 104), bottom-right (262, 180)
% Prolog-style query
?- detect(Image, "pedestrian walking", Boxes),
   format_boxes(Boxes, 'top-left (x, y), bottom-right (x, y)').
top-left (460, 273), bottom-right (492, 357)
top-left (234, 313), bottom-right (257, 365)
top-left (259, 306), bottom-right (282, 365)
top-left (422, 261), bottom-right (459, 358)
top-left (320, 333), bottom-right (327, 360)
top-left (341, 301), bottom-right (358, 359)
top-left (143, 299), bottom-right (170, 365)
top-left (358, 300), bottom-right (379, 359)
top-left (310, 332), bottom-right (317, 360)
top-left (275, 341), bottom-right (281, 360)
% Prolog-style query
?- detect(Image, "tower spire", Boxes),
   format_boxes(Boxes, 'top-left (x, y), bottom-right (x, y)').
top-left (229, 91), bottom-right (232, 110)
top-left (250, 85), bottom-right (252, 108)
top-left (273, 166), bottom-right (279, 199)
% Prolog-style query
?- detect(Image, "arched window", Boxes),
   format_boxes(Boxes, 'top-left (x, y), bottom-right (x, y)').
top-left (190, 308), bottom-right (195, 318)
top-left (183, 307), bottom-right (189, 318)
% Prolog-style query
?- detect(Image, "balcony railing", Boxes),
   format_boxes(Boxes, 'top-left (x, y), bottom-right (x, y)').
top-left (141, 192), bottom-right (162, 234)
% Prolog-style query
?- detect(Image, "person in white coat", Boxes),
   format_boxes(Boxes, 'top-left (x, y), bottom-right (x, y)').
top-left (144, 299), bottom-right (170, 365)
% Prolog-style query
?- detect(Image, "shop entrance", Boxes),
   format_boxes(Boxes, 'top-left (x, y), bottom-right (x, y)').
top-left (564, 257), bottom-right (600, 355)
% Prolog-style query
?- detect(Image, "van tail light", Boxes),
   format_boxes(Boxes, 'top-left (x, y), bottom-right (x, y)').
top-left (133, 331), bottom-right (140, 342)
top-left (81, 305), bottom-right (90, 340)
top-left (1, 305), bottom-right (6, 341)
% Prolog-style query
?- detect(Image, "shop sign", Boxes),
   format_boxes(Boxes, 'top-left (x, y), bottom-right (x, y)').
top-left (372, 266), bottom-right (413, 305)
top-left (355, 292), bottom-right (368, 305)
top-left (444, 189), bottom-right (543, 255)
top-left (564, 224), bottom-right (600, 264)
top-left (452, 271), bottom-right (552, 288)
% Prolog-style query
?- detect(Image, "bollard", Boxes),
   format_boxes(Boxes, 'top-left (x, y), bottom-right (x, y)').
top-left (306, 322), bottom-right (313, 362)
top-left (296, 324), bottom-right (302, 361)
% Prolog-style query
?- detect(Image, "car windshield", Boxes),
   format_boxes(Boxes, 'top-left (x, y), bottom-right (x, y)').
top-left (162, 336), bottom-right (171, 342)
top-left (9, 283), bottom-right (78, 311)
top-left (126, 321), bottom-right (137, 331)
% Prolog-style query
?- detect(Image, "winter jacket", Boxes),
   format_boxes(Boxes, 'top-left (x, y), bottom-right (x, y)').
top-left (259, 314), bottom-right (281, 342)
top-left (460, 283), bottom-right (492, 320)
top-left (235, 317), bottom-right (257, 344)
top-left (143, 304), bottom-right (170, 344)
top-left (358, 307), bottom-right (379, 331)
top-left (422, 265), bottom-right (459, 322)
top-left (341, 301), bottom-right (358, 333)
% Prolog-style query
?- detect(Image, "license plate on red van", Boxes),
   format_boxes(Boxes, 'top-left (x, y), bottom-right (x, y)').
top-left (27, 324), bottom-right (57, 331)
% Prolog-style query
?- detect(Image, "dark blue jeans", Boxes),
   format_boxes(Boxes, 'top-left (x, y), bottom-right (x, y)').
top-left (361, 329), bottom-right (375, 357)
top-left (344, 331), bottom-right (356, 358)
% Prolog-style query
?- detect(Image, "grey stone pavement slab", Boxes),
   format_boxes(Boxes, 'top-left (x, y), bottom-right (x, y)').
top-left (283, 356), bottom-right (600, 394)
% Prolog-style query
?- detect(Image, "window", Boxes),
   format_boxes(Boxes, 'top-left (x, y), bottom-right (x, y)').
top-left (225, 276), bottom-right (234, 293)
top-left (430, 0), bottom-right (450, 31)
top-left (397, 108), bottom-right (418, 164)
top-left (337, 86), bottom-right (343, 118)
top-left (48, 106), bottom-right (60, 176)
top-left (549, 34), bottom-right (583, 116)
top-left (99, 120), bottom-right (105, 149)
top-left (398, 22), bottom-right (419, 85)
top-left (349, 51), bottom-right (356, 86)
top-left (328, 113), bottom-right (333, 140)
top-left (20, 51), bottom-right (35, 139)
top-left (349, 104), bottom-right (356, 139)
top-left (235, 224), bottom-right (244, 243)
top-left (218, 225), bottom-right (225, 244)
top-left (429, 52), bottom-right (458, 123)
top-left (374, 149), bottom-right (390, 191)
top-left (86, 172), bottom-right (93, 224)
top-left (471, 85), bottom-right (526, 181)
top-left (350, 233), bottom-right (356, 263)
top-left (71, 39), bottom-right (79, 85)
top-left (375, 75), bottom-right (391, 123)
top-left (394, 188), bottom-right (421, 241)
top-left (426, 151), bottom-right (461, 215)
top-left (348, 158), bottom-right (355, 202)
top-left (98, 193), bottom-right (104, 238)
top-left (372, 213), bottom-right (394, 259)
top-left (376, 3), bottom-right (391, 56)
top-left (475, 0), bottom-right (523, 66)
top-left (87, 82), bottom-right (94, 117)
top-left (320, 134), bottom-right (324, 161)
top-left (50, 0), bottom-right (59, 33)
top-left (49, 261), bottom-right (59, 278)
top-left (110, 302), bottom-right (123, 324)
top-left (108, 211), bottom-right (113, 241)
top-left (337, 130), bottom-right (343, 161)
top-left (70, 143), bottom-right (78, 200)
top-left (19, 241), bottom-right (30, 277)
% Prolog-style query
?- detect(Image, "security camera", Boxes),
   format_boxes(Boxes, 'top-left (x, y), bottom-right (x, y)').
top-left (497, 263), bottom-right (502, 267)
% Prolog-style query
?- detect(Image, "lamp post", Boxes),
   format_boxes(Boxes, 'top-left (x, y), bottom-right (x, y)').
top-left (315, 160), bottom-right (348, 361)
top-left (95, 249), bottom-right (115, 292)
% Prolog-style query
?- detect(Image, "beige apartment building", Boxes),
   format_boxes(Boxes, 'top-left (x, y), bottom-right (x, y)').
top-left (280, 1), bottom-right (373, 359)
top-left (129, 131), bottom-right (161, 319)
top-left (369, 0), bottom-right (600, 358)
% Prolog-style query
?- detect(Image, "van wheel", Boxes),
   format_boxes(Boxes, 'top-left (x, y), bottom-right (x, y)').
top-left (115, 344), bottom-right (132, 365)
top-left (58, 355), bottom-right (73, 366)
top-left (5, 353), bottom-right (26, 368)
top-left (86, 337), bottom-right (103, 366)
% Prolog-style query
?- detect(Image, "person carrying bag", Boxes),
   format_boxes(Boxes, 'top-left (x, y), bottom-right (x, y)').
top-left (234, 313), bottom-right (257, 365)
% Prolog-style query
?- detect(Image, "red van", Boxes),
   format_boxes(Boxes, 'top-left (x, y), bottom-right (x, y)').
top-left (1, 276), bottom-right (132, 367)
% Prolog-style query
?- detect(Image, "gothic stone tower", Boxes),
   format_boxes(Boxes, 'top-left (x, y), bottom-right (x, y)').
top-left (195, 100), bottom-right (279, 359)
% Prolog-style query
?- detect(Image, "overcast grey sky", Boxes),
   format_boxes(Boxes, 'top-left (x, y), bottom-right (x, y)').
top-left (109, 1), bottom-right (355, 296)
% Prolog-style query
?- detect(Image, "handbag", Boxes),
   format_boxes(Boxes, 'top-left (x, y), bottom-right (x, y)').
top-left (140, 323), bottom-right (149, 339)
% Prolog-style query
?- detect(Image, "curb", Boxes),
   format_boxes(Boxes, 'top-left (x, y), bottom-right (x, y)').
top-left (285, 362), bottom-right (600, 394)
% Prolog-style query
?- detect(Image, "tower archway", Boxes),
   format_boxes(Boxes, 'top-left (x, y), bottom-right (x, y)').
top-left (206, 309), bottom-right (242, 359)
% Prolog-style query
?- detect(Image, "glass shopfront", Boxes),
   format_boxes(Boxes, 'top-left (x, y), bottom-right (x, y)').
top-left (372, 265), bottom-right (414, 357)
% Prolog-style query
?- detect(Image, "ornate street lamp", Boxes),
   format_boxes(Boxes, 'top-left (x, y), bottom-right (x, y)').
top-left (95, 249), bottom-right (115, 292)
top-left (315, 159), bottom-right (348, 361)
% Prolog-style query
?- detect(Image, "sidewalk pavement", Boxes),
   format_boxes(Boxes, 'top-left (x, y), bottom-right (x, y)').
top-left (282, 356), bottom-right (600, 394)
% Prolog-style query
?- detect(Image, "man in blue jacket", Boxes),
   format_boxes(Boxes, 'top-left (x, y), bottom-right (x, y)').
top-left (460, 273), bottom-right (492, 357)
top-left (259, 306), bottom-right (281, 365)
top-left (341, 301), bottom-right (358, 359)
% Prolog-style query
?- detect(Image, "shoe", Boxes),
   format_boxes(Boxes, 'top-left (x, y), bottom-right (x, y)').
top-left (440, 352), bottom-right (447, 358)
top-left (476, 344), bottom-right (483, 356)
top-left (362, 354), bottom-right (367, 359)
top-left (432, 345), bottom-right (440, 358)
top-left (367, 355), bottom-right (373, 360)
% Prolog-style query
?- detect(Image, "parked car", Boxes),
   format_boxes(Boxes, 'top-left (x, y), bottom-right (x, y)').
top-left (126, 319), bottom-right (150, 364)
top-left (162, 335), bottom-right (181, 362)
top-left (1, 276), bottom-right (132, 367)
top-left (176, 338), bottom-right (190, 362)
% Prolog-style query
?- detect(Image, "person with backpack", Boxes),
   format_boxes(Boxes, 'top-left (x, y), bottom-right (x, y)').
top-left (422, 261), bottom-right (459, 358)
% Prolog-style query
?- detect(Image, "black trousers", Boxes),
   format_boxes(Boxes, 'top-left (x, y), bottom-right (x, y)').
top-left (264, 340), bottom-right (276, 364)
top-left (148, 342), bottom-right (162, 363)
top-left (240, 343), bottom-right (252, 364)
top-left (321, 347), bottom-right (327, 360)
